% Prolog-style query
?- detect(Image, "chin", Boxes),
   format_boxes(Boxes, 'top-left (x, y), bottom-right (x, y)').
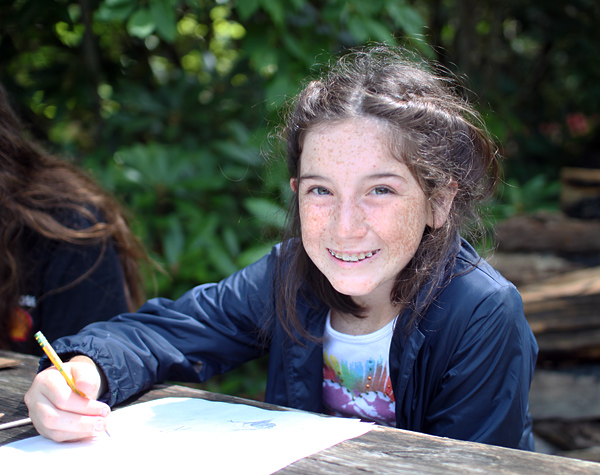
top-left (329, 281), bottom-right (377, 298)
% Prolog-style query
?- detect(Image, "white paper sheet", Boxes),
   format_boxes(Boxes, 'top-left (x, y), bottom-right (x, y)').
top-left (1, 397), bottom-right (373, 474)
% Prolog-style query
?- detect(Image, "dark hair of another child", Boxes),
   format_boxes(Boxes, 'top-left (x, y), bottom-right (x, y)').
top-left (0, 83), bottom-right (150, 349)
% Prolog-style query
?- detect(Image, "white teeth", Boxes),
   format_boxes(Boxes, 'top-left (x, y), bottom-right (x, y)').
top-left (329, 249), bottom-right (376, 261)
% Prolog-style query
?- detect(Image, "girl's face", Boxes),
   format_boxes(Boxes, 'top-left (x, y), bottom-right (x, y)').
top-left (292, 119), bottom-right (434, 306)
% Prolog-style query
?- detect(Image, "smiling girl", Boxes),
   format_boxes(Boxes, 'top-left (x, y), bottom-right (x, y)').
top-left (25, 45), bottom-right (538, 450)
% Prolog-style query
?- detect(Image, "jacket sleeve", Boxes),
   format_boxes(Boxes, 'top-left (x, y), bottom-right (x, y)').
top-left (421, 284), bottom-right (538, 450)
top-left (45, 247), bottom-right (278, 407)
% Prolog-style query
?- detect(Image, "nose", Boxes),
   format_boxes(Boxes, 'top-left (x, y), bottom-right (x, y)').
top-left (332, 197), bottom-right (367, 239)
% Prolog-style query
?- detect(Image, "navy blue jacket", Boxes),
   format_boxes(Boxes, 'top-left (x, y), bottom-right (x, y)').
top-left (47, 239), bottom-right (538, 450)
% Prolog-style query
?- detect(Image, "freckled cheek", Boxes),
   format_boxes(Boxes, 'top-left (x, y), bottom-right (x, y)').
top-left (300, 206), bottom-right (332, 265)
top-left (384, 207), bottom-right (427, 259)
top-left (299, 204), bottom-right (332, 239)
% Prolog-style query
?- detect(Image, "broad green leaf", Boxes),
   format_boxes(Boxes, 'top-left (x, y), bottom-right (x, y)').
top-left (386, 4), bottom-right (425, 37)
top-left (206, 239), bottom-right (240, 276)
top-left (127, 8), bottom-right (156, 38)
top-left (346, 16), bottom-right (370, 44)
top-left (236, 0), bottom-right (260, 21)
top-left (212, 141), bottom-right (261, 166)
top-left (347, 16), bottom-right (392, 44)
top-left (289, 0), bottom-right (306, 10)
top-left (150, 0), bottom-right (178, 43)
top-left (281, 33), bottom-right (312, 65)
top-left (247, 41), bottom-right (278, 72)
top-left (363, 17), bottom-right (395, 43)
top-left (163, 216), bottom-right (185, 266)
top-left (104, 0), bottom-right (134, 6)
top-left (259, 0), bottom-right (285, 28)
top-left (244, 197), bottom-right (287, 229)
top-left (223, 226), bottom-right (240, 257)
top-left (237, 242), bottom-right (276, 267)
top-left (95, 1), bottom-right (136, 21)
top-left (264, 75), bottom-right (295, 109)
top-left (224, 120), bottom-right (251, 144)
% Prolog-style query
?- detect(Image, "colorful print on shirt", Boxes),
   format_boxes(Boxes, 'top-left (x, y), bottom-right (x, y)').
top-left (323, 344), bottom-right (396, 426)
top-left (322, 312), bottom-right (397, 426)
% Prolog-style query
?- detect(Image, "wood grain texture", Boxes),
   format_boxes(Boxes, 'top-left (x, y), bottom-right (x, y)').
top-left (2, 351), bottom-right (600, 474)
top-left (0, 350), bottom-right (40, 444)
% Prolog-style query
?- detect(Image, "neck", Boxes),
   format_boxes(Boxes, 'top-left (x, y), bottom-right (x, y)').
top-left (330, 298), bottom-right (400, 336)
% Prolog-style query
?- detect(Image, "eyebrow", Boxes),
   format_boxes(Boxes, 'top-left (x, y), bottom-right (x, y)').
top-left (298, 173), bottom-right (407, 182)
top-left (297, 174), bottom-right (326, 182)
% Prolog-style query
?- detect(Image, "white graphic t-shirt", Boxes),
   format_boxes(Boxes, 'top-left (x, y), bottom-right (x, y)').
top-left (322, 312), bottom-right (397, 426)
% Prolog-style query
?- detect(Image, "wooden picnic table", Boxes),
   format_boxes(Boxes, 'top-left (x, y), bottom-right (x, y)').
top-left (1, 349), bottom-right (599, 474)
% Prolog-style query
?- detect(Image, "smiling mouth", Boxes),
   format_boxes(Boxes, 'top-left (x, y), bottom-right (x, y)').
top-left (328, 249), bottom-right (379, 262)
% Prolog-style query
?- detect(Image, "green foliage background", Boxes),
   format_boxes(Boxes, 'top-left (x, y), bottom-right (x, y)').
top-left (2, 0), bottom-right (599, 398)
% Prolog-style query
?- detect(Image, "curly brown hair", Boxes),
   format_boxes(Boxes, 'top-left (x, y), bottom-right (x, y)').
top-left (277, 44), bottom-right (500, 340)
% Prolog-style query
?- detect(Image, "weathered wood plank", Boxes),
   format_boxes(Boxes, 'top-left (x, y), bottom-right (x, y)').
top-left (0, 350), bottom-right (41, 444)
top-left (520, 267), bottom-right (600, 305)
top-left (514, 266), bottom-right (600, 356)
top-left (3, 351), bottom-right (600, 474)
top-left (561, 167), bottom-right (600, 217)
top-left (535, 420), bottom-right (600, 452)
top-left (496, 212), bottom-right (600, 254)
top-left (282, 427), bottom-right (600, 474)
top-left (488, 252), bottom-right (581, 288)
top-left (535, 329), bottom-right (600, 356)
top-left (530, 369), bottom-right (600, 420)
top-left (559, 446), bottom-right (600, 464)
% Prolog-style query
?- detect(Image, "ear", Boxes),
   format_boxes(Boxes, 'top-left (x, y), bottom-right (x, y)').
top-left (290, 177), bottom-right (298, 193)
top-left (427, 179), bottom-right (458, 229)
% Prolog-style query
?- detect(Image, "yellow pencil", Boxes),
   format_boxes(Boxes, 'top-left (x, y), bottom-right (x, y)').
top-left (34, 331), bottom-right (88, 399)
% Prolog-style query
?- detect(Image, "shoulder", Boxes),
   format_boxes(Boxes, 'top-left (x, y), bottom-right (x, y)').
top-left (412, 240), bottom-right (536, 369)
top-left (422, 239), bottom-right (527, 336)
top-left (449, 239), bottom-right (521, 306)
top-left (453, 239), bottom-right (513, 288)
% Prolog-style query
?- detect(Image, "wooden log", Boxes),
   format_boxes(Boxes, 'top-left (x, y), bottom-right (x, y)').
top-left (496, 211), bottom-right (600, 254)
top-left (561, 167), bottom-right (600, 205)
top-left (558, 446), bottom-right (600, 464)
top-left (518, 267), bottom-right (600, 357)
top-left (561, 167), bottom-right (600, 219)
top-left (283, 427), bottom-right (600, 475)
top-left (0, 351), bottom-right (39, 444)
top-left (520, 267), bottom-right (600, 304)
top-left (488, 252), bottom-right (582, 288)
top-left (7, 351), bottom-right (600, 474)
top-left (534, 419), bottom-right (600, 452)
top-left (529, 369), bottom-right (600, 420)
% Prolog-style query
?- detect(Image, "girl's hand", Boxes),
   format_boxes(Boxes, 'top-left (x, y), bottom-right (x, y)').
top-left (24, 356), bottom-right (111, 442)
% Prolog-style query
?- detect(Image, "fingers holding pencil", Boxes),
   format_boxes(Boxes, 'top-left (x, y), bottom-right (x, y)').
top-left (24, 359), bottom-right (111, 442)
top-left (33, 332), bottom-right (88, 398)
top-left (25, 332), bottom-right (111, 442)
